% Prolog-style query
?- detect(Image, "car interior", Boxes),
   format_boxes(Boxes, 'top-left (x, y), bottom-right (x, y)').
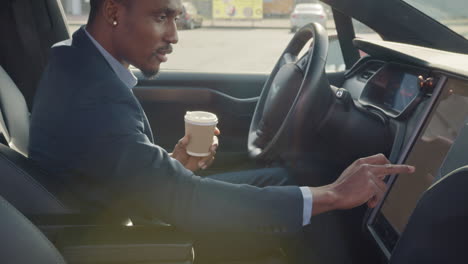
top-left (1, 0), bottom-right (468, 263)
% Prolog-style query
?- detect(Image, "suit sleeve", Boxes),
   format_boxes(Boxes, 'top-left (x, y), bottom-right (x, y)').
top-left (74, 91), bottom-right (304, 236)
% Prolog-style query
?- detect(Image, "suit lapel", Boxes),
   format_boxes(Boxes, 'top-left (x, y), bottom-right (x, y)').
top-left (139, 100), bottom-right (155, 143)
top-left (72, 27), bottom-right (155, 143)
top-left (71, 27), bottom-right (114, 73)
top-left (129, 90), bottom-right (155, 143)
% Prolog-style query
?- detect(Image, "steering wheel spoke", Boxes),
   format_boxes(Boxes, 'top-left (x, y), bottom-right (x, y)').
top-left (296, 52), bottom-right (310, 72)
top-left (281, 53), bottom-right (297, 66)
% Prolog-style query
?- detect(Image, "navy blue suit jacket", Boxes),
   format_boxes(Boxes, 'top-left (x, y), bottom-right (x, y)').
top-left (29, 28), bottom-right (303, 235)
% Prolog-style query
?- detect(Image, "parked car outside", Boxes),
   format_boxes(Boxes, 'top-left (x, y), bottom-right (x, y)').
top-left (290, 2), bottom-right (327, 32)
top-left (177, 2), bottom-right (204, 30)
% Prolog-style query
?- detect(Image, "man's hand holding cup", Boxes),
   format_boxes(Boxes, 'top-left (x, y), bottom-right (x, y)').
top-left (170, 111), bottom-right (219, 172)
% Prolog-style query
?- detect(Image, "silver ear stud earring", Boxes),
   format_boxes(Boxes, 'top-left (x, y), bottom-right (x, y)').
top-left (113, 20), bottom-right (118, 26)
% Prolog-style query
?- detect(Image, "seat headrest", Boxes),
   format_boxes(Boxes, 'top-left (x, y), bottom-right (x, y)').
top-left (0, 66), bottom-right (30, 157)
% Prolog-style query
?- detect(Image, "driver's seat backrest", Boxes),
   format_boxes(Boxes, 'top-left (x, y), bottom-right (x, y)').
top-left (0, 66), bottom-right (77, 215)
top-left (0, 195), bottom-right (66, 264)
top-left (390, 166), bottom-right (468, 264)
top-left (0, 65), bottom-right (30, 157)
top-left (0, 142), bottom-right (74, 215)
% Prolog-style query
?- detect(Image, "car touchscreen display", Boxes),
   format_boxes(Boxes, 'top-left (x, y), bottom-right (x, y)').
top-left (361, 64), bottom-right (425, 115)
top-left (369, 78), bottom-right (468, 255)
top-left (381, 81), bottom-right (468, 234)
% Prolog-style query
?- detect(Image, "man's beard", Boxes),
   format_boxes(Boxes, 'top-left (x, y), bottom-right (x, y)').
top-left (141, 68), bottom-right (159, 80)
top-left (141, 46), bottom-right (172, 79)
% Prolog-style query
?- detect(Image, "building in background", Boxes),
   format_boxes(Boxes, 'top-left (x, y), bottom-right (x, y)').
top-left (263, 0), bottom-right (295, 17)
top-left (60, 0), bottom-right (90, 16)
top-left (212, 0), bottom-right (263, 20)
top-left (190, 0), bottom-right (317, 19)
top-left (60, 0), bottom-right (325, 19)
top-left (191, 0), bottom-right (212, 18)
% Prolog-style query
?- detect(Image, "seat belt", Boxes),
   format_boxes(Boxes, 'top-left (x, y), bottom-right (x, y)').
top-left (11, 0), bottom-right (52, 108)
top-left (12, 0), bottom-right (48, 68)
top-left (0, 108), bottom-right (11, 145)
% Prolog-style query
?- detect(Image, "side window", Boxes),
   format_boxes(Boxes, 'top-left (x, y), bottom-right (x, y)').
top-left (353, 19), bottom-right (381, 40)
top-left (61, 0), bottom-right (345, 73)
top-left (352, 19), bottom-right (382, 57)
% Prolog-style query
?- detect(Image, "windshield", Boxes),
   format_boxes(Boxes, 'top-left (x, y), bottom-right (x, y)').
top-left (403, 0), bottom-right (468, 39)
top-left (62, 0), bottom-right (349, 73)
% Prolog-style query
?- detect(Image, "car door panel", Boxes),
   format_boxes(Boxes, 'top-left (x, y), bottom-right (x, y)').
top-left (133, 71), bottom-right (266, 152)
top-left (133, 71), bottom-right (268, 173)
top-left (133, 70), bottom-right (346, 173)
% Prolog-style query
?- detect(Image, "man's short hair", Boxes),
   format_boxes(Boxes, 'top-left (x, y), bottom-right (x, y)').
top-left (88, 0), bottom-right (130, 25)
top-left (88, 0), bottom-right (104, 24)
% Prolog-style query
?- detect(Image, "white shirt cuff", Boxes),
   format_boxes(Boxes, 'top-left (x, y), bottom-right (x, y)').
top-left (300, 187), bottom-right (313, 226)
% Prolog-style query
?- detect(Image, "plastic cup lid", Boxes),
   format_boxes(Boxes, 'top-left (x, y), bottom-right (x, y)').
top-left (184, 111), bottom-right (218, 125)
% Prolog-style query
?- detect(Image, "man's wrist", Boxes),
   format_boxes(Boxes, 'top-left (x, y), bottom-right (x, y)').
top-left (309, 185), bottom-right (338, 216)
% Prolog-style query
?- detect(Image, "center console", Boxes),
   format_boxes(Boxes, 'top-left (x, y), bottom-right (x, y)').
top-left (31, 214), bottom-right (194, 264)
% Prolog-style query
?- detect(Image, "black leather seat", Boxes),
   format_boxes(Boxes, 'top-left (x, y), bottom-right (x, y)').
top-left (0, 65), bottom-right (30, 157)
top-left (0, 195), bottom-right (66, 264)
top-left (390, 166), bottom-right (468, 264)
top-left (0, 65), bottom-right (75, 215)
top-left (0, 142), bottom-right (75, 214)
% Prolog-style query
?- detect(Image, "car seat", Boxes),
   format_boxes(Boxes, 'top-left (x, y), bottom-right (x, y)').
top-left (390, 166), bottom-right (468, 263)
top-left (0, 195), bottom-right (66, 263)
top-left (0, 65), bottom-right (30, 157)
top-left (0, 65), bottom-right (75, 214)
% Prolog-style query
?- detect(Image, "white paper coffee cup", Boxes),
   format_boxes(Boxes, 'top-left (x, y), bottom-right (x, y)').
top-left (184, 111), bottom-right (218, 157)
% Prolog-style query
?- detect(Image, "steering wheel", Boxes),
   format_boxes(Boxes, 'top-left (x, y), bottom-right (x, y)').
top-left (248, 23), bottom-right (335, 161)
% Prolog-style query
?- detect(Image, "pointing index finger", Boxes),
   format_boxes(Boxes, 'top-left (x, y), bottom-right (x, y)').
top-left (361, 153), bottom-right (391, 166)
top-left (371, 164), bottom-right (416, 179)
